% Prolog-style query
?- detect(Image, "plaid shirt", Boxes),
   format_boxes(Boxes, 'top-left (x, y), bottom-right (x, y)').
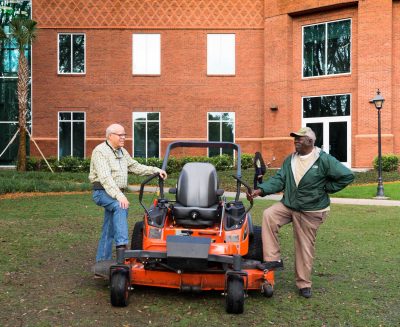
top-left (89, 141), bottom-right (161, 201)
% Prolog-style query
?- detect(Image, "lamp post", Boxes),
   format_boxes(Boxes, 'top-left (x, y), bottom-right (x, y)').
top-left (369, 89), bottom-right (386, 199)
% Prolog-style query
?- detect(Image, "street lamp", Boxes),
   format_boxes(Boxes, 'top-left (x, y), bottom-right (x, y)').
top-left (369, 89), bottom-right (387, 199)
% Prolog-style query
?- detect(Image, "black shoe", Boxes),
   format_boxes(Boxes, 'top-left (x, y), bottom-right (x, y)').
top-left (299, 287), bottom-right (312, 298)
top-left (256, 260), bottom-right (284, 271)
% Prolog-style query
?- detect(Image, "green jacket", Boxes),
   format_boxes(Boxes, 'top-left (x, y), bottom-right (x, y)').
top-left (257, 148), bottom-right (355, 211)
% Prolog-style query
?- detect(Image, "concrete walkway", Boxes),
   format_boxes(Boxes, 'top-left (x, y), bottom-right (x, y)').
top-left (128, 185), bottom-right (400, 207)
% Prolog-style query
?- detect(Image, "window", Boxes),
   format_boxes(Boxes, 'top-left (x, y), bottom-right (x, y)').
top-left (132, 34), bottom-right (161, 75)
top-left (58, 33), bottom-right (85, 74)
top-left (207, 34), bottom-right (235, 75)
top-left (58, 112), bottom-right (85, 158)
top-left (1, 26), bottom-right (31, 77)
top-left (133, 112), bottom-right (160, 158)
top-left (207, 112), bottom-right (235, 156)
top-left (303, 19), bottom-right (351, 78)
top-left (302, 94), bottom-right (351, 166)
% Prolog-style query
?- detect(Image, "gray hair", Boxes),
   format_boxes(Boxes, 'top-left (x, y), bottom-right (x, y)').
top-left (105, 124), bottom-right (123, 138)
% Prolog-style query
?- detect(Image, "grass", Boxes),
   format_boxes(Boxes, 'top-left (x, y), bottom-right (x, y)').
top-left (1, 169), bottom-right (400, 200)
top-left (334, 181), bottom-right (400, 200)
top-left (0, 193), bottom-right (399, 326)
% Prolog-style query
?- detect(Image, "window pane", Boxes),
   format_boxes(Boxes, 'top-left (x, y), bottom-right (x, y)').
top-left (208, 112), bottom-right (221, 121)
top-left (303, 95), bottom-right (350, 118)
top-left (133, 112), bottom-right (147, 121)
top-left (329, 121), bottom-right (347, 162)
top-left (0, 79), bottom-right (18, 121)
top-left (72, 122), bottom-right (84, 158)
top-left (72, 35), bottom-right (85, 73)
top-left (221, 112), bottom-right (234, 121)
top-left (306, 123), bottom-right (323, 149)
top-left (0, 123), bottom-right (18, 165)
top-left (1, 39), bottom-right (19, 75)
top-left (221, 122), bottom-right (234, 156)
top-left (59, 34), bottom-right (71, 73)
top-left (208, 121), bottom-right (220, 156)
top-left (147, 122), bottom-right (159, 157)
top-left (327, 20), bottom-right (350, 74)
top-left (133, 34), bottom-right (160, 75)
top-left (207, 34), bottom-right (235, 75)
top-left (303, 24), bottom-right (325, 77)
top-left (146, 34), bottom-right (160, 74)
top-left (59, 121), bottom-right (71, 157)
top-left (59, 112), bottom-right (71, 120)
top-left (73, 112), bottom-right (84, 120)
top-left (134, 122), bottom-right (146, 157)
top-left (147, 112), bottom-right (159, 120)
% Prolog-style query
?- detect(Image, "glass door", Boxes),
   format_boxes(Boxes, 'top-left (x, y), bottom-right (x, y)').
top-left (302, 94), bottom-right (351, 167)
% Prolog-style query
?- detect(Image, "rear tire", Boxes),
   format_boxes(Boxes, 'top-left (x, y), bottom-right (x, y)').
top-left (225, 275), bottom-right (245, 314)
top-left (110, 271), bottom-right (130, 307)
top-left (130, 221), bottom-right (143, 250)
top-left (244, 225), bottom-right (263, 261)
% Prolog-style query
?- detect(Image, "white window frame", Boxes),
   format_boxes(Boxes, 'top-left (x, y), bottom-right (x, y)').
top-left (301, 93), bottom-right (351, 167)
top-left (57, 33), bottom-right (86, 75)
top-left (207, 34), bottom-right (235, 75)
top-left (132, 112), bottom-right (161, 158)
top-left (132, 34), bottom-right (161, 75)
top-left (302, 18), bottom-right (352, 79)
top-left (57, 111), bottom-right (86, 159)
top-left (207, 111), bottom-right (235, 156)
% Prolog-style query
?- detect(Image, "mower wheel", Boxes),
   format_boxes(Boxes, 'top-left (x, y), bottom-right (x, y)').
top-left (130, 221), bottom-right (143, 250)
top-left (262, 282), bottom-right (274, 298)
top-left (110, 271), bottom-right (130, 307)
top-left (244, 225), bottom-right (263, 261)
top-left (225, 275), bottom-right (245, 314)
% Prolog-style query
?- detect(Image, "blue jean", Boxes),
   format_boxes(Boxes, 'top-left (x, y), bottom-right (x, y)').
top-left (92, 190), bottom-right (129, 262)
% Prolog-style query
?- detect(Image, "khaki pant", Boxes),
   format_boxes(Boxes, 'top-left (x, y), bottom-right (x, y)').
top-left (262, 202), bottom-right (328, 289)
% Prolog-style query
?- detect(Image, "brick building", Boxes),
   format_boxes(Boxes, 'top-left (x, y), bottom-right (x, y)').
top-left (1, 0), bottom-right (399, 168)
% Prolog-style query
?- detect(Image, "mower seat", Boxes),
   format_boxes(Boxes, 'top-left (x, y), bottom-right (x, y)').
top-left (173, 162), bottom-right (222, 227)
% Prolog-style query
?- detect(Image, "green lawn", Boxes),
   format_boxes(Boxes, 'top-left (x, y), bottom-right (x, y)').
top-left (1, 169), bottom-right (399, 200)
top-left (334, 182), bottom-right (400, 200)
top-left (0, 193), bottom-right (399, 326)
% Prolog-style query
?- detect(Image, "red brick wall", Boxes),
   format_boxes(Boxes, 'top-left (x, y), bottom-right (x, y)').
top-left (30, 0), bottom-right (400, 168)
top-left (31, 27), bottom-right (265, 158)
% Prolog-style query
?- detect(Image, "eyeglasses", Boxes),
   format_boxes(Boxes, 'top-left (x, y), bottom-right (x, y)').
top-left (112, 133), bottom-right (127, 138)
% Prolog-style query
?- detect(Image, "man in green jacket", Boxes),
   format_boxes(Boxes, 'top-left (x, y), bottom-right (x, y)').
top-left (248, 127), bottom-right (354, 298)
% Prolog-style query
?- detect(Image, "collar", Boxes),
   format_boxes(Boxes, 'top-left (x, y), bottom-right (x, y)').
top-left (106, 141), bottom-right (123, 158)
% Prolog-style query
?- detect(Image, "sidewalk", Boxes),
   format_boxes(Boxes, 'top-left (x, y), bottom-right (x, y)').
top-left (128, 185), bottom-right (400, 207)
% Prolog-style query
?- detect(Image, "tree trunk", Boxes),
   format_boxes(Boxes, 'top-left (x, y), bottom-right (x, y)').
top-left (16, 53), bottom-right (29, 171)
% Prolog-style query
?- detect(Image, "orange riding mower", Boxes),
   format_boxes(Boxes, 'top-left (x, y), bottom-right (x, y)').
top-left (110, 141), bottom-right (274, 314)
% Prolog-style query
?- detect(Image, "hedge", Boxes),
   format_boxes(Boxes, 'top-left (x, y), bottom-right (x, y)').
top-left (26, 153), bottom-right (255, 174)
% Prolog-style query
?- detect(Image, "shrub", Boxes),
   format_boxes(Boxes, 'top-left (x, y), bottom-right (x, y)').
top-left (373, 154), bottom-right (399, 172)
top-left (241, 153), bottom-right (254, 169)
top-left (57, 156), bottom-right (84, 172)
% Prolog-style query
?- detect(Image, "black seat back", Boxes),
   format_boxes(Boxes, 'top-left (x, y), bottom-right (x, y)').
top-left (177, 162), bottom-right (218, 207)
top-left (173, 162), bottom-right (221, 227)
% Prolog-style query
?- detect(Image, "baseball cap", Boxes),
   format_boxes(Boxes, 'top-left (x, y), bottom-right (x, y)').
top-left (290, 127), bottom-right (316, 141)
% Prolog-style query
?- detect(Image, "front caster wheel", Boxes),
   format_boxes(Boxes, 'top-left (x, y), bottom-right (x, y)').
top-left (225, 275), bottom-right (245, 314)
top-left (262, 282), bottom-right (274, 298)
top-left (110, 271), bottom-right (130, 307)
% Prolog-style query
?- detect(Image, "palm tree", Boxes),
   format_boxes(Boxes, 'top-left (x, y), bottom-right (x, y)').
top-left (9, 17), bottom-right (37, 171)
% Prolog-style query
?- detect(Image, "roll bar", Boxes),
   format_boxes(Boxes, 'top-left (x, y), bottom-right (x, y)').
top-left (160, 141), bottom-right (242, 201)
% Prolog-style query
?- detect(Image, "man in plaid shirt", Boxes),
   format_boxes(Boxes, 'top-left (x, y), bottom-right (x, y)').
top-left (89, 123), bottom-right (167, 272)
